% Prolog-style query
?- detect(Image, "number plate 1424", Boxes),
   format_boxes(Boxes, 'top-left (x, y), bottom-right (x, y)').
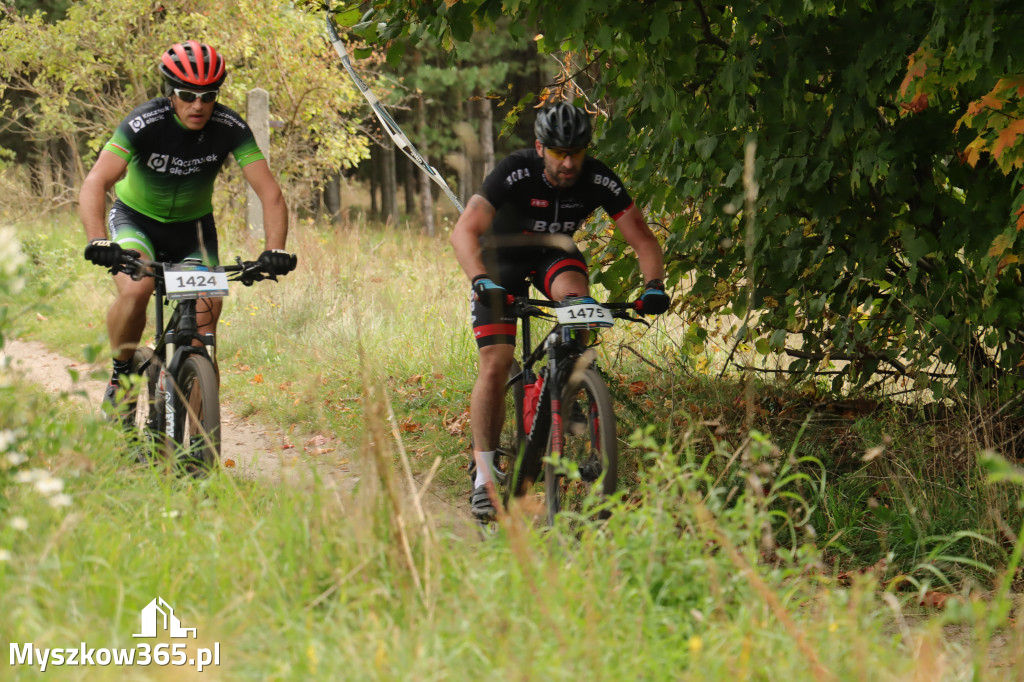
top-left (164, 264), bottom-right (229, 300)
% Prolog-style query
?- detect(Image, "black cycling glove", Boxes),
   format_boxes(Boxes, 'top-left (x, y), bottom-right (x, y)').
top-left (258, 249), bottom-right (298, 275)
top-left (636, 279), bottom-right (671, 315)
top-left (84, 239), bottom-right (123, 267)
top-left (472, 274), bottom-right (507, 308)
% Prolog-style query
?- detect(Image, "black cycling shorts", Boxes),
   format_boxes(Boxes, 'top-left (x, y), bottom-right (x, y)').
top-left (108, 200), bottom-right (219, 266)
top-left (470, 246), bottom-right (588, 348)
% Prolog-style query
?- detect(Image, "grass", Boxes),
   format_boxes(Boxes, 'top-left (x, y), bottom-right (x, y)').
top-left (3, 211), bottom-right (1024, 678)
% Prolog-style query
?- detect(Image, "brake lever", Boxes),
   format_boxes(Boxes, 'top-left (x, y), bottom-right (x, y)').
top-left (524, 305), bottom-right (553, 319)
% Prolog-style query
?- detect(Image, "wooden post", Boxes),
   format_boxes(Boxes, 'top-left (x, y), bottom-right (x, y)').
top-left (246, 88), bottom-right (270, 231)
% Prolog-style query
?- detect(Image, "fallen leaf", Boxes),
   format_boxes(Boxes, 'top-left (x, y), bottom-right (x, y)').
top-left (628, 381), bottom-right (647, 396)
top-left (920, 591), bottom-right (954, 609)
top-left (863, 446), bottom-right (884, 462)
top-left (399, 419), bottom-right (422, 433)
top-left (443, 410), bottom-right (471, 436)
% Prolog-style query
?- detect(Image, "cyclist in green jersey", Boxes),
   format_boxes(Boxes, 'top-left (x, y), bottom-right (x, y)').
top-left (79, 41), bottom-right (296, 416)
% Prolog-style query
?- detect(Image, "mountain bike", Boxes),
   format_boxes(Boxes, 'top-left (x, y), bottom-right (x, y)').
top-left (107, 252), bottom-right (286, 472)
top-left (490, 295), bottom-right (646, 525)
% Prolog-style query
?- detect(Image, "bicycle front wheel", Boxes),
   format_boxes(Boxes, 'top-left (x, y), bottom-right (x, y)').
top-left (128, 347), bottom-right (162, 438)
top-left (545, 366), bottom-right (617, 525)
top-left (172, 354), bottom-right (221, 472)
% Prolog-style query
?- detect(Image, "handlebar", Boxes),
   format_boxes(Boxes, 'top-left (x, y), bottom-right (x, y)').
top-left (507, 296), bottom-right (647, 323)
top-left (111, 253), bottom-right (287, 287)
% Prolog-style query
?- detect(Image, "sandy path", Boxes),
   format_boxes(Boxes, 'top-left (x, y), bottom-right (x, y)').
top-left (1, 338), bottom-right (476, 540)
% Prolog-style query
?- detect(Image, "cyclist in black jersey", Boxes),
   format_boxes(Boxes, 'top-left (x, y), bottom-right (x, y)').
top-left (78, 41), bottom-right (296, 417)
top-left (450, 102), bottom-right (671, 521)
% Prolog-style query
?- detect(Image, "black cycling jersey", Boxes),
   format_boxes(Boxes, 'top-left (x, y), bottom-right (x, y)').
top-left (470, 148), bottom-right (635, 347)
top-left (102, 98), bottom-right (264, 223)
top-left (479, 148), bottom-right (634, 243)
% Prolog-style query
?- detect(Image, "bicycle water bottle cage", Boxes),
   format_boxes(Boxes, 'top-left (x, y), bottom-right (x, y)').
top-left (523, 372), bottom-right (546, 433)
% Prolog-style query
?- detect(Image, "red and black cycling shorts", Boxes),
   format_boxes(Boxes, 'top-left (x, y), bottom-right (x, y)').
top-left (470, 246), bottom-right (588, 348)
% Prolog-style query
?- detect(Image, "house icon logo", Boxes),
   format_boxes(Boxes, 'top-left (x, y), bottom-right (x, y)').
top-left (132, 597), bottom-right (197, 639)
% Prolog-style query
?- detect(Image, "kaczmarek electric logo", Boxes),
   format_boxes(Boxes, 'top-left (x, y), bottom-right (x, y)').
top-left (8, 596), bottom-right (221, 673)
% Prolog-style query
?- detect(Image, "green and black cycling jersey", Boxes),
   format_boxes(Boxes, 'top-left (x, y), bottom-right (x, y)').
top-left (479, 148), bottom-right (635, 242)
top-left (102, 97), bottom-right (265, 223)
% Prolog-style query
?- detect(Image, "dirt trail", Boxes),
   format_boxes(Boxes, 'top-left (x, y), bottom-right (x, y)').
top-left (1, 338), bottom-right (477, 540)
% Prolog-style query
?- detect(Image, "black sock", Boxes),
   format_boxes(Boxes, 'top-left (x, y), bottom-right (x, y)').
top-left (111, 358), bottom-right (132, 385)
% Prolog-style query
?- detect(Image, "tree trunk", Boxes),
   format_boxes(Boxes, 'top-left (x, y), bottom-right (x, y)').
top-left (323, 171), bottom-right (342, 224)
top-left (419, 161), bottom-right (435, 237)
top-left (369, 145), bottom-right (379, 218)
top-left (479, 96), bottom-right (495, 181)
top-left (417, 96), bottom-right (435, 236)
top-left (381, 142), bottom-right (398, 225)
top-left (458, 100), bottom-right (472, 207)
top-left (403, 153), bottom-right (417, 217)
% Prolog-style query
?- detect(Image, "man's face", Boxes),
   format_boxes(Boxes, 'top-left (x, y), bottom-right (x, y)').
top-left (170, 88), bottom-right (218, 131)
top-left (535, 140), bottom-right (586, 188)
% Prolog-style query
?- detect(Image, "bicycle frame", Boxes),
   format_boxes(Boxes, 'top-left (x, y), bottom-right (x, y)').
top-left (500, 297), bottom-right (641, 496)
top-left (144, 270), bottom-right (217, 442)
top-left (115, 254), bottom-right (278, 468)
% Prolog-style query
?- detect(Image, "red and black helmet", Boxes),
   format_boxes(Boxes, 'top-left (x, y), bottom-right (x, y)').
top-left (159, 41), bottom-right (226, 90)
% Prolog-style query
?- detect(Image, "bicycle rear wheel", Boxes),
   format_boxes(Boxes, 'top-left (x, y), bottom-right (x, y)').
top-left (172, 354), bottom-right (221, 472)
top-left (494, 360), bottom-right (525, 507)
top-left (545, 366), bottom-right (617, 525)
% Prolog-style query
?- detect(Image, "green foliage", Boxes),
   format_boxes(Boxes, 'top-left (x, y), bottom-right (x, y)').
top-left (6, 211), bottom-right (1024, 676)
top-left (4, 380), bottom-right (1013, 678)
top-left (330, 0), bottom-right (1024, 405)
top-left (0, 0), bottom-right (370, 208)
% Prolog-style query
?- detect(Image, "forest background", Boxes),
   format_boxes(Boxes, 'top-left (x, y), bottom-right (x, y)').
top-left (2, 0), bottom-right (1024, 678)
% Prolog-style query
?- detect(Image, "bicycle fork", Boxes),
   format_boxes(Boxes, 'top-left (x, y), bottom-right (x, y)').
top-left (153, 302), bottom-right (216, 445)
top-left (546, 332), bottom-right (568, 465)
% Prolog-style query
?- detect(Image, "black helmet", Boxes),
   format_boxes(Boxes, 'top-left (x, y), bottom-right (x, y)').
top-left (534, 103), bottom-right (592, 148)
top-left (160, 41), bottom-right (226, 90)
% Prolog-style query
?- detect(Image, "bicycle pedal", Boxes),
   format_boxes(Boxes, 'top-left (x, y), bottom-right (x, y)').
top-left (579, 459), bottom-right (602, 482)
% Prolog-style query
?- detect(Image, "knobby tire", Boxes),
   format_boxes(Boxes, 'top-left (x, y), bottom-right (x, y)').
top-left (495, 360), bottom-right (526, 507)
top-left (129, 346), bottom-right (162, 439)
top-left (545, 367), bottom-right (617, 525)
top-left (173, 355), bottom-right (221, 472)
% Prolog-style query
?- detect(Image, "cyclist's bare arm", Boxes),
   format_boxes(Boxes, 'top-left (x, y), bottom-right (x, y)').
top-left (450, 194), bottom-right (496, 281)
top-left (79, 150), bottom-right (128, 241)
top-left (242, 159), bottom-right (288, 251)
top-left (614, 204), bottom-right (665, 284)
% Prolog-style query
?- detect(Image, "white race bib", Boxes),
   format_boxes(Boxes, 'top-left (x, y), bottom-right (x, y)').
top-left (164, 263), bottom-right (229, 300)
top-left (555, 302), bottom-right (613, 328)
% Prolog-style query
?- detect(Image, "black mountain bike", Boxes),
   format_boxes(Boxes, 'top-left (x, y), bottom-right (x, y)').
top-left (491, 295), bottom-right (646, 525)
top-left (107, 252), bottom-right (286, 471)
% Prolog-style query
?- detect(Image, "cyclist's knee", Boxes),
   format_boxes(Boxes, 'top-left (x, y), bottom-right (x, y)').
top-left (549, 271), bottom-right (589, 301)
top-left (477, 345), bottom-right (514, 380)
top-left (114, 274), bottom-right (153, 299)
